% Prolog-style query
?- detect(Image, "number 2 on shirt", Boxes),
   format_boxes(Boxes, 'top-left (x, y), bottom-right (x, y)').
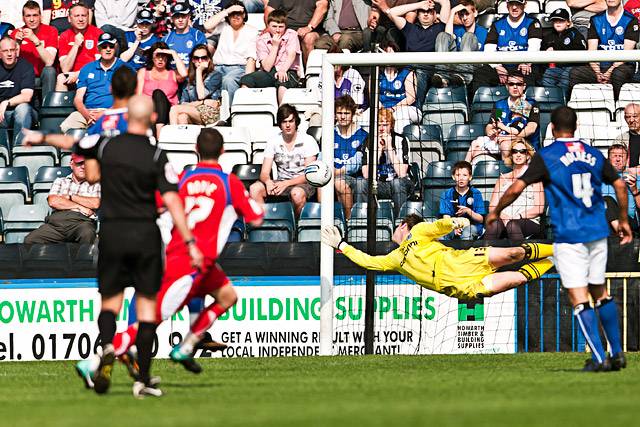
top-left (572, 173), bottom-right (593, 208)
top-left (184, 196), bottom-right (214, 230)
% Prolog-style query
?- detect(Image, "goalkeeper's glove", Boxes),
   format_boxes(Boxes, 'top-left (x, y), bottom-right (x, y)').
top-left (321, 226), bottom-right (347, 250)
top-left (451, 217), bottom-right (470, 230)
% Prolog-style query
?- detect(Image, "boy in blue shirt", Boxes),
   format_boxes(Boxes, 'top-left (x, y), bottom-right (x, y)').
top-left (121, 9), bottom-right (160, 70)
top-left (439, 160), bottom-right (485, 240)
top-left (163, 2), bottom-right (207, 66)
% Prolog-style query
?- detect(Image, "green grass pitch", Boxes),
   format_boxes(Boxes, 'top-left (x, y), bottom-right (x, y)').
top-left (1, 353), bottom-right (638, 427)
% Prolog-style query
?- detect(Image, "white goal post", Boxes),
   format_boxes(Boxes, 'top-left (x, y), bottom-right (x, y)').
top-left (318, 49), bottom-right (640, 356)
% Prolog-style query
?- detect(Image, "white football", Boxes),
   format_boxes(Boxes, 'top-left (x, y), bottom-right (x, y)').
top-left (305, 160), bottom-right (332, 187)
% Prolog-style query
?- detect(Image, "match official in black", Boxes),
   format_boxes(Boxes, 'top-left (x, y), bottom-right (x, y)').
top-left (76, 95), bottom-right (203, 398)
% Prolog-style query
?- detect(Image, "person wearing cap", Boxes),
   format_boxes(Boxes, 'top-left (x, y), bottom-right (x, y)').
top-left (378, 0), bottom-right (451, 110)
top-left (10, 1), bottom-right (59, 102)
top-left (61, 32), bottom-right (130, 132)
top-left (473, 0), bottom-right (542, 95)
top-left (56, 2), bottom-right (104, 91)
top-left (121, 9), bottom-right (161, 70)
top-left (24, 153), bottom-right (101, 245)
top-left (162, 2), bottom-right (207, 66)
top-left (541, 8), bottom-right (586, 97)
top-left (95, 0), bottom-right (138, 51)
top-left (569, 0), bottom-right (638, 100)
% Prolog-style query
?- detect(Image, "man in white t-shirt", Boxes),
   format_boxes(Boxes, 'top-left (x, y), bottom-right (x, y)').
top-left (250, 104), bottom-right (319, 217)
top-left (204, 1), bottom-right (257, 103)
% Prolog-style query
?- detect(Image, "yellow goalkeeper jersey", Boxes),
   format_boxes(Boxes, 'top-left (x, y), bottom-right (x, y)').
top-left (340, 218), bottom-right (495, 299)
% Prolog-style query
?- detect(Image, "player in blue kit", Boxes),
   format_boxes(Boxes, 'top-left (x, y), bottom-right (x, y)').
top-left (487, 106), bottom-right (632, 372)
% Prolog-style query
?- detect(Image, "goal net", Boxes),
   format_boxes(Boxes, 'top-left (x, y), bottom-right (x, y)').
top-left (317, 48), bottom-right (640, 356)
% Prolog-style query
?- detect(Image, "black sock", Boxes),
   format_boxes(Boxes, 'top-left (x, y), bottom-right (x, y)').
top-left (97, 311), bottom-right (117, 346)
top-left (136, 322), bottom-right (157, 385)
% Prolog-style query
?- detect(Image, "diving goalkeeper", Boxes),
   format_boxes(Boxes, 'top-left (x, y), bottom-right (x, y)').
top-left (322, 214), bottom-right (553, 300)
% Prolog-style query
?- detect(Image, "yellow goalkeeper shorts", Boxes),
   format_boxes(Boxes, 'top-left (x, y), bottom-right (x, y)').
top-left (437, 247), bottom-right (495, 300)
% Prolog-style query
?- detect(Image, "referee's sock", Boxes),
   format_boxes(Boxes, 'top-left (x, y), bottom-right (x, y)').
top-left (517, 258), bottom-right (553, 281)
top-left (574, 302), bottom-right (607, 364)
top-left (596, 297), bottom-right (623, 357)
top-left (520, 243), bottom-right (554, 261)
top-left (97, 311), bottom-right (117, 345)
top-left (135, 322), bottom-right (157, 385)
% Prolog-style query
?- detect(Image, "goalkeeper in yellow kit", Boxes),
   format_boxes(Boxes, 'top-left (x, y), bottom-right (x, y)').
top-left (322, 214), bottom-right (554, 300)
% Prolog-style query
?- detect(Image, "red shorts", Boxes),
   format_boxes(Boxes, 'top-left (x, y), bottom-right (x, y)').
top-left (156, 252), bottom-right (230, 322)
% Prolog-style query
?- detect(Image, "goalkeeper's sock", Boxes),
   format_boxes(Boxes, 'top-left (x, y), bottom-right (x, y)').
top-left (521, 243), bottom-right (554, 261)
top-left (113, 324), bottom-right (138, 357)
top-left (97, 310), bottom-right (117, 345)
top-left (574, 302), bottom-right (607, 364)
top-left (135, 322), bottom-right (157, 385)
top-left (596, 297), bottom-right (623, 357)
top-left (517, 258), bottom-right (553, 281)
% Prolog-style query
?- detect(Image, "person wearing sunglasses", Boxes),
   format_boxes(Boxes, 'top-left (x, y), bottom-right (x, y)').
top-left (465, 70), bottom-right (540, 165)
top-left (485, 139), bottom-right (545, 240)
top-left (169, 43), bottom-right (222, 125)
top-left (61, 32), bottom-right (130, 132)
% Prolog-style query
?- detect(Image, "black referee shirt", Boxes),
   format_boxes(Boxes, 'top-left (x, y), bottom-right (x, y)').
top-left (75, 132), bottom-right (178, 221)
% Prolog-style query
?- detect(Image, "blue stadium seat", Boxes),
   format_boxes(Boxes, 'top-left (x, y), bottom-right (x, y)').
top-left (402, 124), bottom-right (444, 171)
top-left (247, 202), bottom-right (295, 242)
top-left (396, 200), bottom-right (425, 225)
top-left (444, 141), bottom-right (470, 163)
top-left (472, 160), bottom-right (511, 201)
top-left (477, 13), bottom-right (499, 29)
top-left (3, 204), bottom-right (48, 244)
top-left (11, 146), bottom-right (59, 182)
top-left (525, 86), bottom-right (565, 105)
top-left (422, 161), bottom-right (455, 214)
top-left (347, 202), bottom-right (395, 242)
top-left (422, 87), bottom-right (469, 139)
top-left (297, 202), bottom-right (346, 242)
top-left (471, 110), bottom-right (494, 124)
top-left (39, 91), bottom-right (76, 136)
top-left (0, 166), bottom-right (30, 218)
top-left (32, 166), bottom-right (71, 206)
top-left (306, 126), bottom-right (322, 144)
top-left (472, 86), bottom-right (507, 112)
top-left (447, 124), bottom-right (486, 143)
top-left (232, 163), bottom-right (262, 190)
top-left (228, 219), bottom-right (245, 242)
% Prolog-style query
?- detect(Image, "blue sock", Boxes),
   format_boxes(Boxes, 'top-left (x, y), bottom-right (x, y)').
top-left (574, 302), bottom-right (607, 363)
top-left (127, 294), bottom-right (137, 325)
top-left (188, 297), bottom-right (205, 324)
top-left (596, 297), bottom-right (623, 356)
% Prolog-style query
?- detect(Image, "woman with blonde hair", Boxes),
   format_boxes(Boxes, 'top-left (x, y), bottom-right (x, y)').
top-left (485, 138), bottom-right (545, 240)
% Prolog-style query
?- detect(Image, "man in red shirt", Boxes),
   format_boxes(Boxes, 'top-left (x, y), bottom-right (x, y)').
top-left (625, 0), bottom-right (640, 22)
top-left (100, 128), bottom-right (264, 376)
top-left (11, 1), bottom-right (58, 101)
top-left (56, 2), bottom-right (103, 91)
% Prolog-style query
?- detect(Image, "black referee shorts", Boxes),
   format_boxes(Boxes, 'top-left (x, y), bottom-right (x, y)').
top-left (98, 221), bottom-right (163, 298)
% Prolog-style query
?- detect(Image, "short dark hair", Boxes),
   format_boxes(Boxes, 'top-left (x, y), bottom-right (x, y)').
top-left (452, 160), bottom-right (472, 175)
top-left (23, 1), bottom-right (41, 14)
top-left (69, 1), bottom-right (89, 12)
top-left (224, 0), bottom-right (248, 24)
top-left (276, 104), bottom-right (300, 128)
top-left (197, 128), bottom-right (224, 160)
top-left (402, 213), bottom-right (425, 231)
top-left (380, 39), bottom-right (400, 53)
top-left (551, 106), bottom-right (577, 133)
top-left (335, 95), bottom-right (357, 114)
top-left (111, 66), bottom-right (137, 99)
top-left (507, 70), bottom-right (525, 81)
top-left (267, 9), bottom-right (287, 24)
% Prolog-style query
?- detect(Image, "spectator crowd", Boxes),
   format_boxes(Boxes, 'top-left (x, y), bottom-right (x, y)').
top-left (1, 0), bottom-right (640, 243)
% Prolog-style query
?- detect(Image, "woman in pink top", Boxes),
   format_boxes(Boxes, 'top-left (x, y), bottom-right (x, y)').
top-left (136, 41), bottom-right (187, 135)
